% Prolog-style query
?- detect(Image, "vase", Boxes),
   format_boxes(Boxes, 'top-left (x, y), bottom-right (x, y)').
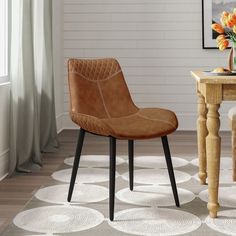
top-left (233, 41), bottom-right (236, 72)
top-left (228, 41), bottom-right (236, 71)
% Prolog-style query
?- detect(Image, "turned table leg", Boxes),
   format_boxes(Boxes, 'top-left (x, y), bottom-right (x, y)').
top-left (197, 92), bottom-right (208, 184)
top-left (206, 103), bottom-right (221, 218)
top-left (232, 130), bottom-right (236, 181)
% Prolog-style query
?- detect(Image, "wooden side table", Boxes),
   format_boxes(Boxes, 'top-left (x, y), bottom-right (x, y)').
top-left (191, 71), bottom-right (236, 218)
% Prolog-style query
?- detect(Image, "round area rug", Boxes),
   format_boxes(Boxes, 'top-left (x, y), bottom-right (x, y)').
top-left (64, 155), bottom-right (125, 168)
top-left (122, 169), bottom-right (191, 185)
top-left (199, 186), bottom-right (236, 208)
top-left (52, 168), bottom-right (118, 183)
top-left (205, 210), bottom-right (236, 235)
top-left (116, 185), bottom-right (195, 207)
top-left (193, 170), bottom-right (236, 184)
top-left (191, 157), bottom-right (232, 170)
top-left (13, 206), bottom-right (104, 234)
top-left (108, 207), bottom-right (201, 236)
top-left (133, 156), bottom-right (188, 169)
top-left (35, 184), bottom-right (108, 205)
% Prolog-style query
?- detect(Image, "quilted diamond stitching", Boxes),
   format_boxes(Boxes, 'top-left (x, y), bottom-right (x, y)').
top-left (69, 58), bottom-right (121, 81)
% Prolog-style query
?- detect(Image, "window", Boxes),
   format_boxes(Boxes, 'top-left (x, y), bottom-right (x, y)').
top-left (0, 0), bottom-right (8, 82)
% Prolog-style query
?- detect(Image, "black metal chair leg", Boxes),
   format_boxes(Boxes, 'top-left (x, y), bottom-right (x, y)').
top-left (67, 128), bottom-right (85, 202)
top-left (109, 136), bottom-right (116, 221)
top-left (128, 140), bottom-right (134, 191)
top-left (161, 136), bottom-right (180, 207)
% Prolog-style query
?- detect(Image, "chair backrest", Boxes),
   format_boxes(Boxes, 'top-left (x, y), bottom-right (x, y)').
top-left (68, 58), bottom-right (138, 119)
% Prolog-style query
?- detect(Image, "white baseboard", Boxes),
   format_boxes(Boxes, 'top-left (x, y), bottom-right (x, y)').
top-left (0, 172), bottom-right (8, 181)
top-left (0, 149), bottom-right (9, 181)
top-left (56, 113), bottom-right (64, 134)
top-left (62, 112), bottom-right (78, 130)
top-left (178, 113), bottom-right (230, 131)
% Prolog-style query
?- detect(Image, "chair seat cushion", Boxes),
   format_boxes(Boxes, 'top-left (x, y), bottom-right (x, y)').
top-left (71, 108), bottom-right (178, 140)
top-left (228, 107), bottom-right (236, 121)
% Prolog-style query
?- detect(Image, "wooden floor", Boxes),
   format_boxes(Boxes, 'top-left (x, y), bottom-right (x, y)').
top-left (0, 130), bottom-right (232, 234)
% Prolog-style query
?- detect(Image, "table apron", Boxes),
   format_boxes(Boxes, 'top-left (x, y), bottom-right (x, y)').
top-left (223, 84), bottom-right (236, 100)
top-left (197, 83), bottom-right (236, 102)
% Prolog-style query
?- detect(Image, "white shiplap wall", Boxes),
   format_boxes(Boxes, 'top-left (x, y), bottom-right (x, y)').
top-left (63, 0), bottom-right (234, 130)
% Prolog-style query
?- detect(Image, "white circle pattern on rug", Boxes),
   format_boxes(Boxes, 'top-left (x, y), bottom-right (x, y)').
top-left (191, 157), bottom-right (232, 170)
top-left (205, 210), bottom-right (236, 235)
top-left (52, 168), bottom-right (119, 183)
top-left (13, 206), bottom-right (104, 234)
top-left (108, 207), bottom-right (201, 236)
top-left (64, 155), bottom-right (125, 168)
top-left (199, 186), bottom-right (236, 208)
top-left (193, 170), bottom-right (236, 184)
top-left (122, 169), bottom-right (191, 185)
top-left (35, 184), bottom-right (108, 205)
top-left (133, 156), bottom-right (189, 169)
top-left (116, 186), bottom-right (195, 207)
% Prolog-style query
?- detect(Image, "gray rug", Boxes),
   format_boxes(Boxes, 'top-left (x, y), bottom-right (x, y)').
top-left (2, 154), bottom-right (236, 236)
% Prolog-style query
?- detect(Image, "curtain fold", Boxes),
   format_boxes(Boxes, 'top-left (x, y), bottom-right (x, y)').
top-left (9, 0), bottom-right (58, 175)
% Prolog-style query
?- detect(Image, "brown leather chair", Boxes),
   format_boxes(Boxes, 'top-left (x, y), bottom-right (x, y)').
top-left (67, 58), bottom-right (180, 221)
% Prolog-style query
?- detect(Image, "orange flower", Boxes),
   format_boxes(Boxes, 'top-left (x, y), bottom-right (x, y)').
top-left (211, 23), bottom-right (224, 34)
top-left (221, 11), bottom-right (229, 26)
top-left (226, 13), bottom-right (236, 28)
top-left (233, 25), bottom-right (236, 34)
top-left (216, 34), bottom-right (225, 43)
top-left (218, 39), bottom-right (229, 51)
top-left (213, 10), bottom-right (236, 52)
top-left (222, 11), bottom-right (229, 16)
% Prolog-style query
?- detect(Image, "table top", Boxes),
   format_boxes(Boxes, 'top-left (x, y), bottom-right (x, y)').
top-left (191, 71), bottom-right (236, 84)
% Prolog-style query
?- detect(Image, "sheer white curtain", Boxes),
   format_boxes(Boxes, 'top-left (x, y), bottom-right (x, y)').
top-left (9, 0), bottom-right (58, 174)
